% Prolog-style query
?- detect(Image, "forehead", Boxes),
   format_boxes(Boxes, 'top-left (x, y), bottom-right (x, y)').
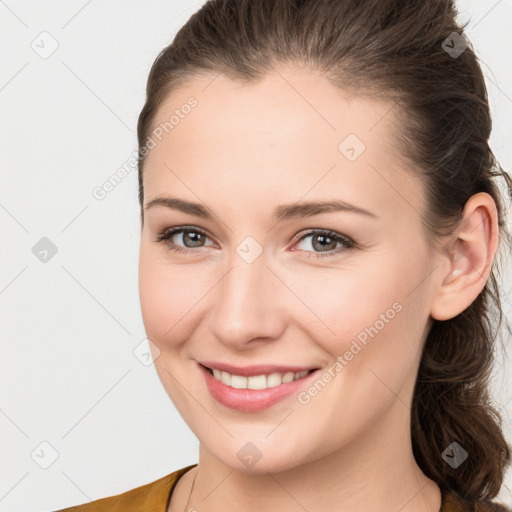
top-left (143, 67), bottom-right (424, 223)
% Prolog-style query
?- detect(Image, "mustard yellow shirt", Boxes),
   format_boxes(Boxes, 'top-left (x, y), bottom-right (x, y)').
top-left (53, 464), bottom-right (510, 512)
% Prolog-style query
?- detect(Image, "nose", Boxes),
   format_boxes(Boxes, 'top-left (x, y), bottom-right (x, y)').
top-left (208, 249), bottom-right (287, 350)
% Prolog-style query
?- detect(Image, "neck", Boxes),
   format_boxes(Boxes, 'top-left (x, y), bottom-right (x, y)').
top-left (186, 400), bottom-right (441, 512)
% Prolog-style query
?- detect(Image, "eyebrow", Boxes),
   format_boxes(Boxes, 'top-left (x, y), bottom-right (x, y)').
top-left (144, 196), bottom-right (378, 221)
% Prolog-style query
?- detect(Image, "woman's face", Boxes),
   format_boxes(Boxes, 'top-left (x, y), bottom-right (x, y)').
top-left (138, 66), bottom-right (440, 473)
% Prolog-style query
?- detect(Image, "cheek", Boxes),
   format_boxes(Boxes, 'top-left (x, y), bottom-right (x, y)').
top-left (292, 254), bottom-right (428, 383)
top-left (138, 246), bottom-right (206, 350)
top-left (285, 261), bottom-right (400, 346)
top-left (327, 269), bottom-right (429, 412)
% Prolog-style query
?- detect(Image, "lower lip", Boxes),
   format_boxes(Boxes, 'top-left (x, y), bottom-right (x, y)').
top-left (199, 363), bottom-right (319, 412)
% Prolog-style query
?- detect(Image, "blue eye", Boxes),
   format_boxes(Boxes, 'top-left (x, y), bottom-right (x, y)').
top-left (155, 227), bottom-right (356, 258)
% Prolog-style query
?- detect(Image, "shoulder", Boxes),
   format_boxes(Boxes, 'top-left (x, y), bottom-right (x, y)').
top-left (442, 489), bottom-right (511, 512)
top-left (53, 464), bottom-right (198, 512)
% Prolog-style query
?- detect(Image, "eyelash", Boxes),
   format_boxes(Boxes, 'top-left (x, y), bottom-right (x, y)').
top-left (155, 226), bottom-right (356, 259)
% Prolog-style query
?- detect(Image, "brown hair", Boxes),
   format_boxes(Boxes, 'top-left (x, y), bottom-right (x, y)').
top-left (136, 0), bottom-right (512, 501)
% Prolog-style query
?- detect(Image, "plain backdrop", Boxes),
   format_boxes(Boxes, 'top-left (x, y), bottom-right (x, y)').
top-left (0, 1), bottom-right (511, 511)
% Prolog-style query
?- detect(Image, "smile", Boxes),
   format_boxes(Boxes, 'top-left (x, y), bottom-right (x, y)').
top-left (199, 363), bottom-right (320, 412)
top-left (207, 367), bottom-right (313, 390)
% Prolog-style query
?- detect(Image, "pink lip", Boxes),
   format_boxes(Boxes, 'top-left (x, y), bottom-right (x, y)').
top-left (198, 363), bottom-right (319, 412)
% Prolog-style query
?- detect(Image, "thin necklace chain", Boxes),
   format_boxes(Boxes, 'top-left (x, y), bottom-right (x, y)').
top-left (184, 468), bottom-right (198, 512)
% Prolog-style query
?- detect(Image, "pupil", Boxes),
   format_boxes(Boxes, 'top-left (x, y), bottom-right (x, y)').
top-left (185, 231), bottom-right (203, 247)
top-left (313, 235), bottom-right (335, 251)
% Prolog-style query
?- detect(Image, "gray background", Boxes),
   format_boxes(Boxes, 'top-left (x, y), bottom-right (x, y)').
top-left (0, 1), bottom-right (511, 510)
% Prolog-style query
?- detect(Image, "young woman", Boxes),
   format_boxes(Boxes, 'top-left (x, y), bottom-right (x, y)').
top-left (55, 0), bottom-right (511, 511)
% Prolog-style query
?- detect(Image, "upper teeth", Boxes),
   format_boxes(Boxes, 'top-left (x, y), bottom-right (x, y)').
top-left (211, 369), bottom-right (311, 389)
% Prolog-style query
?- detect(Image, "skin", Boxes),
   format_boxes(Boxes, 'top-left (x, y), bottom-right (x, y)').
top-left (137, 65), bottom-right (499, 512)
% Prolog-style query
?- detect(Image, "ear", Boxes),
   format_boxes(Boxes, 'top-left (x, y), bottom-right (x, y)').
top-left (430, 192), bottom-right (500, 321)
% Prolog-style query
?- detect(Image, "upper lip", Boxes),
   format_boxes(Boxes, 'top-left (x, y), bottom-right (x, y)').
top-left (199, 361), bottom-right (319, 377)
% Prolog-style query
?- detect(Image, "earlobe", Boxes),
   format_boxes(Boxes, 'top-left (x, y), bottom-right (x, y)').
top-left (430, 192), bottom-right (499, 321)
